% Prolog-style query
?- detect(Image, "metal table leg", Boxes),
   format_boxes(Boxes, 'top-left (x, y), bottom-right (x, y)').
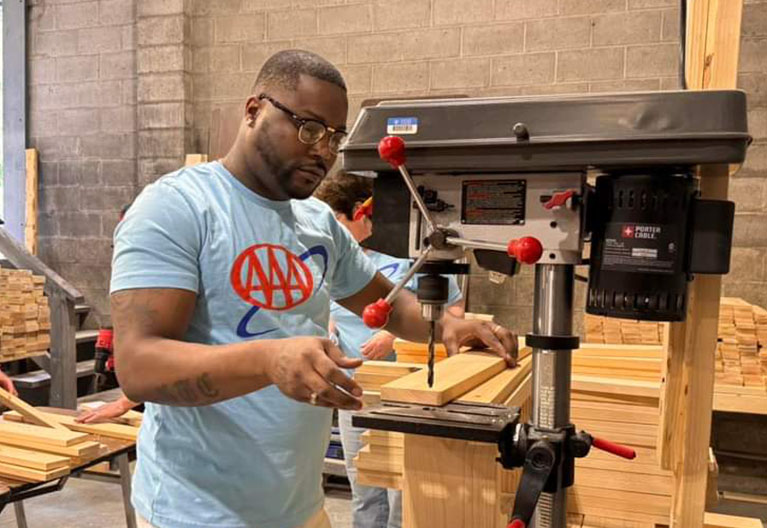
top-left (116, 453), bottom-right (136, 528)
top-left (14, 501), bottom-right (28, 528)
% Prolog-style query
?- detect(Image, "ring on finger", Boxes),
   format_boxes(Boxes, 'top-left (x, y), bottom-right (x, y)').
top-left (309, 392), bottom-right (318, 406)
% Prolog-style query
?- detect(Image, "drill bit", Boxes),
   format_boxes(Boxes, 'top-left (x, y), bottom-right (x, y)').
top-left (427, 320), bottom-right (435, 387)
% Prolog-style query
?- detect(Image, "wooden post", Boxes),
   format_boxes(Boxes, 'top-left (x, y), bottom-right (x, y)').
top-left (657, 1), bottom-right (744, 526)
top-left (24, 149), bottom-right (38, 255)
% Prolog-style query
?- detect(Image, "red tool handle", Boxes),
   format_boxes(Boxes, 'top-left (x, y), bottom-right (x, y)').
top-left (543, 190), bottom-right (576, 210)
top-left (378, 136), bottom-right (407, 168)
top-left (362, 299), bottom-right (393, 329)
top-left (592, 436), bottom-right (636, 460)
top-left (507, 237), bottom-right (543, 265)
top-left (507, 519), bottom-right (526, 528)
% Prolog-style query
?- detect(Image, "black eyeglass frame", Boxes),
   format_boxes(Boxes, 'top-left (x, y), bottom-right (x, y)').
top-left (258, 93), bottom-right (347, 154)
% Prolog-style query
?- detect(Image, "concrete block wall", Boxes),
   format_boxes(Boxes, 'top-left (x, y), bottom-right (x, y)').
top-left (27, 0), bottom-right (138, 319)
top-left (23, 0), bottom-right (767, 329)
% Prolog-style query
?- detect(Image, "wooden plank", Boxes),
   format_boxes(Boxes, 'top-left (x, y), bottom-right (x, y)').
top-left (457, 355), bottom-right (532, 404)
top-left (570, 400), bottom-right (659, 426)
top-left (712, 392), bottom-right (767, 415)
top-left (361, 430), bottom-right (404, 449)
top-left (0, 461), bottom-right (69, 483)
top-left (381, 352), bottom-right (507, 406)
top-left (571, 375), bottom-right (660, 399)
top-left (24, 149), bottom-right (38, 255)
top-left (703, 512), bottom-right (763, 528)
top-left (402, 435), bottom-right (505, 528)
top-left (0, 420), bottom-right (89, 446)
top-left (357, 469), bottom-right (402, 490)
top-left (572, 357), bottom-right (662, 373)
top-left (0, 445), bottom-right (70, 471)
top-left (568, 486), bottom-right (671, 517)
top-left (184, 154), bottom-right (208, 167)
top-left (575, 344), bottom-right (663, 359)
top-left (573, 467), bottom-right (672, 496)
top-left (3, 410), bottom-right (139, 441)
top-left (0, 388), bottom-right (68, 430)
top-left (356, 361), bottom-right (424, 376)
top-left (0, 434), bottom-right (101, 457)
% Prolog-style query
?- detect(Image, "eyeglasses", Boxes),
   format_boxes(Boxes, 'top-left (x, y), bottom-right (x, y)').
top-left (258, 94), bottom-right (347, 155)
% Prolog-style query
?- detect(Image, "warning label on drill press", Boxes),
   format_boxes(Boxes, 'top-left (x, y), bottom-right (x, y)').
top-left (601, 223), bottom-right (680, 274)
top-left (461, 180), bottom-right (526, 225)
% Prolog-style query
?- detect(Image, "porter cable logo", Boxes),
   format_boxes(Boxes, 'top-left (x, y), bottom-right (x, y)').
top-left (622, 225), bottom-right (660, 240)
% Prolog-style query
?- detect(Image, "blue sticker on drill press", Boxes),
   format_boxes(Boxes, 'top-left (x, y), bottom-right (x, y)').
top-left (387, 117), bottom-right (418, 135)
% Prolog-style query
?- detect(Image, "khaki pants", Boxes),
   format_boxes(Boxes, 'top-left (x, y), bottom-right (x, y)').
top-left (137, 508), bottom-right (332, 528)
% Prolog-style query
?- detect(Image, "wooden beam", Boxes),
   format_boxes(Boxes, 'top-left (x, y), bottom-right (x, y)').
top-left (659, 2), bottom-right (744, 527)
top-left (456, 355), bottom-right (532, 404)
top-left (0, 445), bottom-right (70, 471)
top-left (0, 388), bottom-right (68, 430)
top-left (571, 375), bottom-right (660, 399)
top-left (0, 461), bottom-right (69, 483)
top-left (24, 149), bottom-right (38, 255)
top-left (0, 434), bottom-right (101, 457)
top-left (381, 352), bottom-right (508, 406)
top-left (703, 512), bottom-right (763, 528)
top-left (0, 420), bottom-right (89, 446)
top-left (4, 410), bottom-right (139, 441)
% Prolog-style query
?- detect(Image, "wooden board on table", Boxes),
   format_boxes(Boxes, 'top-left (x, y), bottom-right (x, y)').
top-left (3, 410), bottom-right (139, 441)
top-left (0, 434), bottom-right (101, 458)
top-left (0, 445), bottom-right (70, 471)
top-left (381, 352), bottom-right (507, 406)
top-left (0, 420), bottom-right (89, 446)
top-left (456, 355), bottom-right (532, 404)
top-left (0, 387), bottom-right (68, 430)
top-left (361, 430), bottom-right (404, 449)
top-left (0, 461), bottom-right (69, 483)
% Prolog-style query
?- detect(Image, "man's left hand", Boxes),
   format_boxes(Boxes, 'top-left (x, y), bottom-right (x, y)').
top-left (441, 318), bottom-right (517, 367)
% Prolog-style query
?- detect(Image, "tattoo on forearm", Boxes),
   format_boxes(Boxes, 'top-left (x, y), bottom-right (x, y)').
top-left (155, 373), bottom-right (220, 405)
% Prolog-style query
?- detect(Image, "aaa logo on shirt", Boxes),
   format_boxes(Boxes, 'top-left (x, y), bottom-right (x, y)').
top-left (231, 244), bottom-right (314, 310)
top-left (230, 243), bottom-right (328, 337)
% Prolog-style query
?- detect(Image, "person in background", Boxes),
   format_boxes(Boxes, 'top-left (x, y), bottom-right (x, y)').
top-left (0, 369), bottom-right (18, 395)
top-left (314, 172), bottom-right (464, 528)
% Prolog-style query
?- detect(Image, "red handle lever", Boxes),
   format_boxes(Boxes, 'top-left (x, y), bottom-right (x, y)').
top-left (543, 190), bottom-right (576, 210)
top-left (507, 237), bottom-right (543, 265)
top-left (378, 136), bottom-right (407, 168)
top-left (592, 436), bottom-right (636, 460)
top-left (362, 299), bottom-right (393, 329)
top-left (507, 519), bottom-right (526, 528)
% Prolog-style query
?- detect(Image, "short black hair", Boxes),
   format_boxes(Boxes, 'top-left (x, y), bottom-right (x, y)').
top-left (253, 49), bottom-right (346, 93)
top-left (314, 171), bottom-right (372, 220)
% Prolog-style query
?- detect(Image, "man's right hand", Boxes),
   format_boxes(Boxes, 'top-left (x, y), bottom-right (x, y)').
top-left (266, 337), bottom-right (364, 411)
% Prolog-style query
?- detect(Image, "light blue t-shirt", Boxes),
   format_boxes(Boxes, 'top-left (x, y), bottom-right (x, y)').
top-left (330, 250), bottom-right (463, 364)
top-left (110, 161), bottom-right (377, 528)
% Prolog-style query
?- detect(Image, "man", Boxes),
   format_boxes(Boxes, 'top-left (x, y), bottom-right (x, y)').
top-left (111, 50), bottom-right (516, 528)
top-left (0, 369), bottom-right (17, 395)
top-left (315, 172), bottom-right (464, 528)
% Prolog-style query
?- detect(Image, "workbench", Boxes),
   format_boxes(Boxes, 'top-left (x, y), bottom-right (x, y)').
top-left (0, 408), bottom-right (137, 528)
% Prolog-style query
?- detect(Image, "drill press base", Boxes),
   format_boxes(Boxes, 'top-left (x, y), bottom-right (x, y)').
top-left (352, 401), bottom-right (520, 444)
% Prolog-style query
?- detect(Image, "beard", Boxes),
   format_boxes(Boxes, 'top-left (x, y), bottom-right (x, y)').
top-left (254, 127), bottom-right (323, 200)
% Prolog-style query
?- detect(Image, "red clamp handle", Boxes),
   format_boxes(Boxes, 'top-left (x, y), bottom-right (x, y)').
top-left (543, 190), bottom-right (576, 210)
top-left (378, 136), bottom-right (407, 168)
top-left (362, 299), bottom-right (393, 329)
top-left (592, 436), bottom-right (636, 460)
top-left (507, 519), bottom-right (526, 528)
top-left (507, 237), bottom-right (543, 265)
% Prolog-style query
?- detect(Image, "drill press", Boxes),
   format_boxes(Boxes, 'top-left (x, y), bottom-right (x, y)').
top-left (342, 90), bottom-right (750, 527)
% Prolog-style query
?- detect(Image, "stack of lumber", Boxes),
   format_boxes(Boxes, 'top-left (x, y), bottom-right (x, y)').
top-left (0, 269), bottom-right (51, 362)
top-left (571, 344), bottom-right (662, 382)
top-left (0, 387), bottom-right (140, 483)
top-left (568, 371), bottom-right (672, 527)
top-left (584, 314), bottom-right (665, 345)
top-left (716, 298), bottom-right (766, 390)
